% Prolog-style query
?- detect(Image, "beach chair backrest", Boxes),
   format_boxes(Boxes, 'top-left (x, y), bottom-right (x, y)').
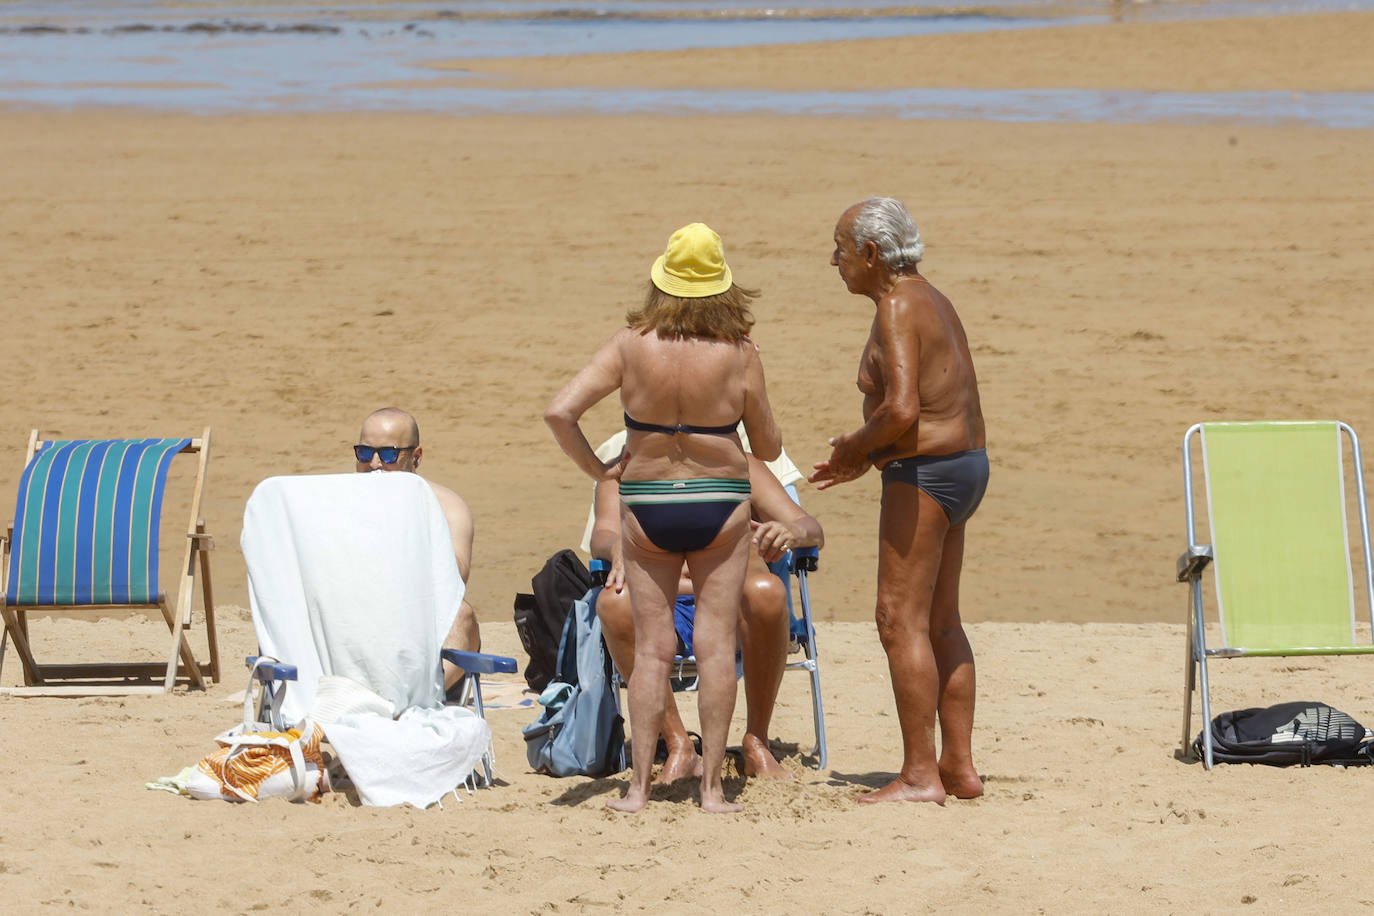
top-left (242, 472), bottom-right (464, 721)
top-left (1200, 421), bottom-right (1357, 650)
top-left (5, 437), bottom-right (191, 607)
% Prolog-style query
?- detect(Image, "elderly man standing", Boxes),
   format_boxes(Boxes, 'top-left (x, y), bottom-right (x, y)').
top-left (810, 198), bottom-right (989, 805)
top-left (355, 407), bottom-right (481, 690)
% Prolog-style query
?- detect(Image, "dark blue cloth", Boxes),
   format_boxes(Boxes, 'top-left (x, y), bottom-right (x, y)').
top-left (881, 448), bottom-right (990, 526)
top-left (673, 595), bottom-right (696, 657)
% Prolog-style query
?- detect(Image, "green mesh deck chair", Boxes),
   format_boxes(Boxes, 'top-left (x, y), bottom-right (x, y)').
top-left (1177, 421), bottom-right (1374, 768)
top-left (0, 429), bottom-right (220, 696)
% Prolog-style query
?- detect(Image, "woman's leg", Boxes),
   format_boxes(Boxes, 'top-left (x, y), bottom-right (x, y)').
top-left (684, 500), bottom-right (753, 813)
top-left (607, 504), bottom-right (691, 813)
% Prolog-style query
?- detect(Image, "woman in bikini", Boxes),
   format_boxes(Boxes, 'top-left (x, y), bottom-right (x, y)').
top-left (545, 222), bottom-right (781, 814)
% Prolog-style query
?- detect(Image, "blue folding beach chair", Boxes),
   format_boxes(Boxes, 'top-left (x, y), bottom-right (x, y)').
top-left (241, 473), bottom-right (519, 789)
top-left (594, 532), bottom-right (828, 770)
top-left (0, 430), bottom-right (219, 695)
top-left (246, 648), bottom-right (517, 788)
top-left (777, 540), bottom-right (827, 770)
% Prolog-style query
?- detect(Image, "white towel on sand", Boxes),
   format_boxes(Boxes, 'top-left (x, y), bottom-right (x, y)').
top-left (241, 472), bottom-right (491, 808)
top-left (324, 703), bottom-right (489, 808)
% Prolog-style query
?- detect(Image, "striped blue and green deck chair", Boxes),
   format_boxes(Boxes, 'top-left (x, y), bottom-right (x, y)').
top-left (1178, 421), bottom-right (1374, 768)
top-left (0, 429), bottom-right (220, 696)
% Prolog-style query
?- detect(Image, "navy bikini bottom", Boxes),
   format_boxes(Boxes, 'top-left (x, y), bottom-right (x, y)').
top-left (620, 478), bottom-right (751, 553)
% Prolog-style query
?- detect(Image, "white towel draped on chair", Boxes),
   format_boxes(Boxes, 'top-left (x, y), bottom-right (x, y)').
top-left (242, 472), bottom-right (491, 807)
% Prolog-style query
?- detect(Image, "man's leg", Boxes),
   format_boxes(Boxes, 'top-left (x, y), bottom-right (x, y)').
top-left (859, 482), bottom-right (950, 805)
top-left (442, 598), bottom-right (481, 690)
top-left (596, 585), bottom-right (702, 784)
top-left (684, 502), bottom-right (752, 813)
top-left (931, 522), bottom-right (982, 798)
top-left (609, 509), bottom-right (690, 813)
top-left (738, 558), bottom-right (790, 779)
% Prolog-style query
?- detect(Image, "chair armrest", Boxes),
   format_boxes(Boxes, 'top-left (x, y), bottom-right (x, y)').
top-left (245, 656), bottom-right (297, 682)
top-left (792, 546), bottom-right (819, 573)
top-left (589, 557), bottom-right (609, 586)
top-left (1176, 545), bottom-right (1213, 582)
top-left (190, 520), bottom-right (215, 550)
top-left (442, 649), bottom-right (518, 676)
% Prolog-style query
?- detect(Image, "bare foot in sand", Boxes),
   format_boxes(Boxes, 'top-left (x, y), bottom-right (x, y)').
top-left (939, 763), bottom-right (984, 799)
top-left (656, 744), bottom-right (703, 784)
top-left (699, 787), bottom-right (744, 814)
top-left (857, 775), bottom-right (946, 805)
top-left (741, 733), bottom-right (791, 780)
top-left (606, 785), bottom-right (650, 813)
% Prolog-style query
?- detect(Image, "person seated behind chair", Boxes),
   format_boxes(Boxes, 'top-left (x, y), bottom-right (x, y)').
top-left (590, 448), bottom-right (823, 782)
top-left (354, 407), bottom-right (480, 690)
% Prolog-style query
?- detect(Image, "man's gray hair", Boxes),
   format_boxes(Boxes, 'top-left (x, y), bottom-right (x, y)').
top-left (850, 197), bottom-right (924, 270)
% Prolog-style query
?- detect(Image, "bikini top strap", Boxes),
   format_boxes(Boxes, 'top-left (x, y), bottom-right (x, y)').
top-left (623, 412), bottom-right (740, 437)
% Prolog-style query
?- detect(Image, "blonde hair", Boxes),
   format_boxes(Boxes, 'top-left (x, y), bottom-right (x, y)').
top-left (626, 281), bottom-right (759, 341)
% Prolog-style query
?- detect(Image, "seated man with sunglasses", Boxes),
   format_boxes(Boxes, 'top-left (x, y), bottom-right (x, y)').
top-left (355, 407), bottom-right (480, 690)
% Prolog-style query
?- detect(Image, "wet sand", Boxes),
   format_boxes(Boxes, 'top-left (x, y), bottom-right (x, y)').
top-left (1, 9), bottom-right (1373, 912)
top-left (429, 10), bottom-right (1374, 91)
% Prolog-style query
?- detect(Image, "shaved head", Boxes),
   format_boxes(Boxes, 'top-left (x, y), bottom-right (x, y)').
top-left (359, 407), bottom-right (419, 447)
top-left (356, 407), bottom-right (422, 472)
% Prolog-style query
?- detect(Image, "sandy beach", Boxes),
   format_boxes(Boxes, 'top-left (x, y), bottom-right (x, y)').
top-left (2, 6), bottom-right (1374, 912)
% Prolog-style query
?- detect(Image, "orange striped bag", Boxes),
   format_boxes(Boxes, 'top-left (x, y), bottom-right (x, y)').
top-left (192, 722), bottom-right (327, 802)
top-left (187, 658), bottom-right (328, 803)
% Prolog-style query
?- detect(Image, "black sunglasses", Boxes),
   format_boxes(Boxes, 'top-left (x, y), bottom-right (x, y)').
top-left (353, 444), bottom-right (415, 464)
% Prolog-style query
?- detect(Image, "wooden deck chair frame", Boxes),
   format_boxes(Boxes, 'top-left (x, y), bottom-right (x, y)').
top-left (0, 429), bottom-right (220, 696)
top-left (1178, 420), bottom-right (1374, 768)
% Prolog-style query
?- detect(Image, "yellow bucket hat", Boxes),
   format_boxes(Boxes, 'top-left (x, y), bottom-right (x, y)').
top-left (650, 222), bottom-right (733, 298)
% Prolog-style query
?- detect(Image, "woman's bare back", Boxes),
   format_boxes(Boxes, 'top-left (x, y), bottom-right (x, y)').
top-left (617, 329), bottom-right (765, 481)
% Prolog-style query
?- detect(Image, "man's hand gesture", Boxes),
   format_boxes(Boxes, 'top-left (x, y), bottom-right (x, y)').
top-left (809, 434), bottom-right (871, 490)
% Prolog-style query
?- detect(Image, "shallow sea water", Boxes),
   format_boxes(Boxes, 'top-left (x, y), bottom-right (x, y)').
top-left (1, 0), bottom-right (1371, 124)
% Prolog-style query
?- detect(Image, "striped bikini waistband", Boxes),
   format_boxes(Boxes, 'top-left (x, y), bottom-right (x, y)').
top-left (619, 478), bottom-right (751, 505)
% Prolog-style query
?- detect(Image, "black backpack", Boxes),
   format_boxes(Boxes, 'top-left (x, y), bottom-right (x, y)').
top-left (1195, 701), bottom-right (1371, 766)
top-left (512, 549), bottom-right (592, 693)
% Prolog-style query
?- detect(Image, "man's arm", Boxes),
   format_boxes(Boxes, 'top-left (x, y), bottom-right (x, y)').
top-left (839, 296), bottom-right (922, 458)
top-left (430, 480), bottom-right (481, 685)
top-left (428, 480), bottom-right (474, 582)
top-left (811, 296), bottom-right (921, 489)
